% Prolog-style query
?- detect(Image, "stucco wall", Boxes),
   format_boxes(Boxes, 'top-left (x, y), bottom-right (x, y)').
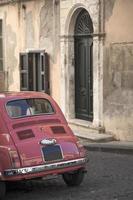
top-left (0, 5), bottom-right (19, 91)
top-left (103, 0), bottom-right (133, 140)
top-left (0, 0), bottom-right (61, 104)
top-left (1, 0), bottom-right (133, 141)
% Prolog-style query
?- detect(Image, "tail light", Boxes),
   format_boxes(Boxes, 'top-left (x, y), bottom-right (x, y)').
top-left (9, 150), bottom-right (21, 168)
top-left (76, 140), bottom-right (87, 157)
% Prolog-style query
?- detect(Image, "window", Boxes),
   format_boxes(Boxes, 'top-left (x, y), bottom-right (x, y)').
top-left (6, 98), bottom-right (54, 118)
top-left (20, 54), bottom-right (28, 91)
top-left (0, 19), bottom-right (3, 71)
top-left (20, 51), bottom-right (49, 93)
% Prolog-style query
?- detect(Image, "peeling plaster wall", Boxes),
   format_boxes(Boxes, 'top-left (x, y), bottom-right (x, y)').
top-left (39, 0), bottom-right (61, 102)
top-left (0, 0), bottom-right (61, 104)
top-left (25, 11), bottom-right (34, 49)
top-left (0, 5), bottom-right (19, 91)
top-left (104, 0), bottom-right (133, 140)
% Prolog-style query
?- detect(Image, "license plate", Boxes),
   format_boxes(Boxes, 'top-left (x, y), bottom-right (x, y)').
top-left (42, 145), bottom-right (63, 162)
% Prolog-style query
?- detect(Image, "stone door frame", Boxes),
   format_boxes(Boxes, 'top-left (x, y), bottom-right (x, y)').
top-left (60, 3), bottom-right (105, 129)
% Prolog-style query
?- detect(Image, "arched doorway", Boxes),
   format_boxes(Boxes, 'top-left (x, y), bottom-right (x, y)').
top-left (74, 9), bottom-right (93, 121)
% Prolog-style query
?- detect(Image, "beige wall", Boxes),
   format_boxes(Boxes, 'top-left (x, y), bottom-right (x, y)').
top-left (104, 0), bottom-right (133, 140)
top-left (0, 5), bottom-right (19, 91)
top-left (1, 0), bottom-right (133, 141)
top-left (0, 0), bottom-right (61, 104)
top-left (106, 0), bottom-right (133, 43)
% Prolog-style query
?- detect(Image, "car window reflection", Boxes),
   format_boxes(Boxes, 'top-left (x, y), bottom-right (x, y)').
top-left (6, 98), bottom-right (54, 118)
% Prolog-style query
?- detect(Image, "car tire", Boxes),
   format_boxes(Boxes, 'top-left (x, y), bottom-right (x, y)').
top-left (62, 169), bottom-right (85, 186)
top-left (0, 181), bottom-right (6, 199)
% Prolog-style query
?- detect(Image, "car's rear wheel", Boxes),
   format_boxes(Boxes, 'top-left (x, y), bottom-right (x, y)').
top-left (62, 169), bottom-right (85, 186)
top-left (0, 181), bottom-right (6, 199)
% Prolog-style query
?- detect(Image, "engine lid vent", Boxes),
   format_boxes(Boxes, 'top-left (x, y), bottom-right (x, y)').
top-left (17, 129), bottom-right (35, 140)
top-left (51, 126), bottom-right (66, 134)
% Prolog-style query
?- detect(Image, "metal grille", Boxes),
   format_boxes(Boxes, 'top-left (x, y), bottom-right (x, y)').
top-left (75, 9), bottom-right (93, 35)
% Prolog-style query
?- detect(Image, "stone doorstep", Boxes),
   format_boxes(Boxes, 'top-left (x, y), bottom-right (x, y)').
top-left (73, 130), bottom-right (114, 142)
top-left (69, 118), bottom-right (114, 142)
top-left (69, 118), bottom-right (105, 132)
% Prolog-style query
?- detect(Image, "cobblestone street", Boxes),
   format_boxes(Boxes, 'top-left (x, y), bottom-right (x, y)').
top-left (4, 151), bottom-right (133, 200)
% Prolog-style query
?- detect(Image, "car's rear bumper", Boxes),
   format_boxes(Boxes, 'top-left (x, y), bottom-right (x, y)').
top-left (4, 158), bottom-right (87, 177)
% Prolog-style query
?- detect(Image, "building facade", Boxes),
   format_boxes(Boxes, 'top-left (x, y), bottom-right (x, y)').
top-left (0, 0), bottom-right (133, 141)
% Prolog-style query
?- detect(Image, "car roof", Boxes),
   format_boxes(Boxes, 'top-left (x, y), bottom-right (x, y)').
top-left (0, 91), bottom-right (50, 101)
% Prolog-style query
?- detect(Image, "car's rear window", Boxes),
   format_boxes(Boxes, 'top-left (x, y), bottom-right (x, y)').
top-left (6, 98), bottom-right (54, 118)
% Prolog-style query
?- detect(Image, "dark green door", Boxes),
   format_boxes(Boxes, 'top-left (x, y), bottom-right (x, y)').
top-left (74, 9), bottom-right (93, 121)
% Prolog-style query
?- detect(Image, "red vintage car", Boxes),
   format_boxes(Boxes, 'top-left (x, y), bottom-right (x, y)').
top-left (0, 91), bottom-right (87, 198)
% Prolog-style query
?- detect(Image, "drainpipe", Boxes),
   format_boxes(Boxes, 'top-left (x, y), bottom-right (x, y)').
top-left (53, 0), bottom-right (55, 54)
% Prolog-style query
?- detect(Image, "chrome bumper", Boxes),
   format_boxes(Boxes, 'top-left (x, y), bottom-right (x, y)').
top-left (4, 158), bottom-right (86, 177)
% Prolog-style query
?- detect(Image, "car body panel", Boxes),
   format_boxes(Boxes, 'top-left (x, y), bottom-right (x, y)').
top-left (0, 92), bottom-right (86, 181)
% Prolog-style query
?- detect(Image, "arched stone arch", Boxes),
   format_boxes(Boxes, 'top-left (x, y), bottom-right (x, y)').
top-left (65, 5), bottom-right (85, 35)
top-left (64, 3), bottom-right (97, 36)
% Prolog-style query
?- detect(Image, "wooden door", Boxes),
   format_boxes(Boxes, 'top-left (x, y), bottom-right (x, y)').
top-left (74, 9), bottom-right (93, 121)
